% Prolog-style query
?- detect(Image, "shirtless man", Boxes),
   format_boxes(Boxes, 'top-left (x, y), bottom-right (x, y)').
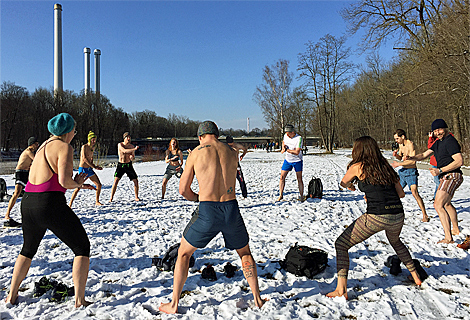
top-left (69, 131), bottom-right (103, 207)
top-left (109, 132), bottom-right (140, 202)
top-left (226, 135), bottom-right (248, 198)
top-left (4, 137), bottom-right (39, 228)
top-left (159, 121), bottom-right (266, 314)
top-left (391, 129), bottom-right (429, 222)
top-left (404, 119), bottom-right (463, 244)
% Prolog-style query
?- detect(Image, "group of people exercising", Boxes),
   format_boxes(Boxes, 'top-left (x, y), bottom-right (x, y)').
top-left (4, 114), bottom-right (467, 313)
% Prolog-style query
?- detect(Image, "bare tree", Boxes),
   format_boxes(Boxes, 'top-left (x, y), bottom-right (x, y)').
top-left (253, 59), bottom-right (294, 139)
top-left (298, 35), bottom-right (354, 152)
top-left (341, 0), bottom-right (446, 52)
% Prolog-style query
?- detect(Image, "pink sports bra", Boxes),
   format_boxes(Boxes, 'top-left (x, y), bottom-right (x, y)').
top-left (25, 140), bottom-right (67, 193)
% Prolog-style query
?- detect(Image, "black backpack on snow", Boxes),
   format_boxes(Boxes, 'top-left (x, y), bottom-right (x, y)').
top-left (307, 177), bottom-right (323, 198)
top-left (280, 243), bottom-right (328, 278)
top-left (0, 178), bottom-right (9, 202)
top-left (152, 243), bottom-right (195, 271)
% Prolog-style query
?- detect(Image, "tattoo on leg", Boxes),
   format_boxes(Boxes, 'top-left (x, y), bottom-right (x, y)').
top-left (243, 261), bottom-right (255, 278)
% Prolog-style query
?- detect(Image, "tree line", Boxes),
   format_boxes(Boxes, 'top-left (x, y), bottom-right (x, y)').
top-left (0, 83), bottom-right (270, 155)
top-left (254, 0), bottom-right (469, 163)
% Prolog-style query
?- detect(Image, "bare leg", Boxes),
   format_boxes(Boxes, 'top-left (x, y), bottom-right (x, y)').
top-left (161, 178), bottom-right (168, 199)
top-left (109, 177), bottom-right (120, 202)
top-left (89, 175), bottom-right (102, 205)
top-left (326, 277), bottom-right (348, 299)
top-left (132, 179), bottom-right (140, 201)
top-left (444, 202), bottom-right (460, 235)
top-left (277, 170), bottom-right (288, 201)
top-left (295, 171), bottom-right (304, 201)
top-left (72, 256), bottom-right (91, 308)
top-left (6, 254), bottom-right (32, 304)
top-left (410, 185), bottom-right (428, 222)
top-left (236, 244), bottom-right (266, 308)
top-left (69, 188), bottom-right (80, 207)
top-left (159, 237), bottom-right (197, 314)
top-left (434, 190), bottom-right (455, 243)
top-left (5, 184), bottom-right (23, 220)
top-left (408, 270), bottom-right (422, 286)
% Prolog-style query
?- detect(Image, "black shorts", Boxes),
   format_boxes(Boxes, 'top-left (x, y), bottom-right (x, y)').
top-left (15, 170), bottom-right (29, 187)
top-left (20, 192), bottom-right (90, 259)
top-left (114, 162), bottom-right (138, 180)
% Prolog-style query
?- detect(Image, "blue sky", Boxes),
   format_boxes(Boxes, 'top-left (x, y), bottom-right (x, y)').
top-left (1, 1), bottom-right (397, 131)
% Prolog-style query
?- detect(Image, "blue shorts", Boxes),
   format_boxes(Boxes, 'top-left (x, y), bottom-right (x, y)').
top-left (183, 200), bottom-right (249, 250)
top-left (398, 168), bottom-right (418, 189)
top-left (281, 160), bottom-right (303, 172)
top-left (78, 167), bottom-right (95, 178)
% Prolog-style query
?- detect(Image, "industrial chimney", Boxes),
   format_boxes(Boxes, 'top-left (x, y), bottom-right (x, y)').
top-left (84, 47), bottom-right (91, 94)
top-left (54, 3), bottom-right (63, 92)
top-left (94, 49), bottom-right (101, 94)
top-left (247, 118), bottom-right (250, 133)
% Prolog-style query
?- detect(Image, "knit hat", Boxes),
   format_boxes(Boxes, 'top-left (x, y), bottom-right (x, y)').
top-left (285, 124), bottom-right (295, 132)
top-left (47, 113), bottom-right (75, 136)
top-left (88, 131), bottom-right (97, 143)
top-left (431, 119), bottom-right (448, 131)
top-left (28, 136), bottom-right (38, 146)
top-left (197, 121), bottom-right (219, 137)
top-left (226, 136), bottom-right (234, 143)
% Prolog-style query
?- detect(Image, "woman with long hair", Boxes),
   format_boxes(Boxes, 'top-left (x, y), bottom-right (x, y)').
top-left (5, 113), bottom-right (94, 308)
top-left (161, 138), bottom-right (184, 199)
top-left (327, 136), bottom-right (423, 299)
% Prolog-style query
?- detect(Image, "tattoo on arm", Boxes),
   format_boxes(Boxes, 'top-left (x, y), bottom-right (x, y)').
top-left (227, 187), bottom-right (233, 194)
top-left (242, 261), bottom-right (255, 278)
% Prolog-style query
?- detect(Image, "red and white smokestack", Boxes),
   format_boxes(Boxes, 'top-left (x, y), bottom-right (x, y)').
top-left (54, 3), bottom-right (63, 92)
top-left (84, 47), bottom-right (91, 94)
top-left (94, 49), bottom-right (101, 94)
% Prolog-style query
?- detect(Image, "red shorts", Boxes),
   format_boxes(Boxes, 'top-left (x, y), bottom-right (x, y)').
top-left (438, 172), bottom-right (463, 197)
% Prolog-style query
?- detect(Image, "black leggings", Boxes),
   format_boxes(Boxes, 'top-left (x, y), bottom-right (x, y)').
top-left (20, 192), bottom-right (90, 259)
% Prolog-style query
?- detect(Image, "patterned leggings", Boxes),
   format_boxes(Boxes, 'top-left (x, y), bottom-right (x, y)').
top-left (335, 212), bottom-right (416, 278)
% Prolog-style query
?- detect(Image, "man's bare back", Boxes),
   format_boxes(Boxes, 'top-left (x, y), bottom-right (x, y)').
top-left (16, 148), bottom-right (35, 170)
top-left (182, 136), bottom-right (238, 202)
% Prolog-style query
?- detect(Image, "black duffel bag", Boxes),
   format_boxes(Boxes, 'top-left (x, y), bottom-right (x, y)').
top-left (280, 243), bottom-right (328, 278)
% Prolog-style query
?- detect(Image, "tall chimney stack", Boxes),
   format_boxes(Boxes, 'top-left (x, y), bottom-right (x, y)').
top-left (247, 118), bottom-right (250, 133)
top-left (84, 47), bottom-right (91, 94)
top-left (54, 3), bottom-right (63, 92)
top-left (94, 49), bottom-right (101, 94)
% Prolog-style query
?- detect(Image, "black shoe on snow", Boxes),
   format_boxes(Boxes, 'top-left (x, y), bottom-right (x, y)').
top-left (413, 259), bottom-right (429, 282)
top-left (223, 262), bottom-right (237, 278)
top-left (4, 218), bottom-right (22, 228)
top-left (33, 276), bottom-right (53, 297)
top-left (385, 255), bottom-right (402, 276)
top-left (201, 265), bottom-right (217, 281)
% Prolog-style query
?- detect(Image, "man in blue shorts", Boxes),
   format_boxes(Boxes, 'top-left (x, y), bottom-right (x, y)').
top-left (278, 124), bottom-right (304, 202)
top-left (69, 131), bottom-right (102, 207)
top-left (159, 121), bottom-right (266, 314)
top-left (391, 129), bottom-right (428, 222)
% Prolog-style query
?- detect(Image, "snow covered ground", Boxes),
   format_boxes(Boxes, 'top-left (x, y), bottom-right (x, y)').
top-left (1, 149), bottom-right (469, 320)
